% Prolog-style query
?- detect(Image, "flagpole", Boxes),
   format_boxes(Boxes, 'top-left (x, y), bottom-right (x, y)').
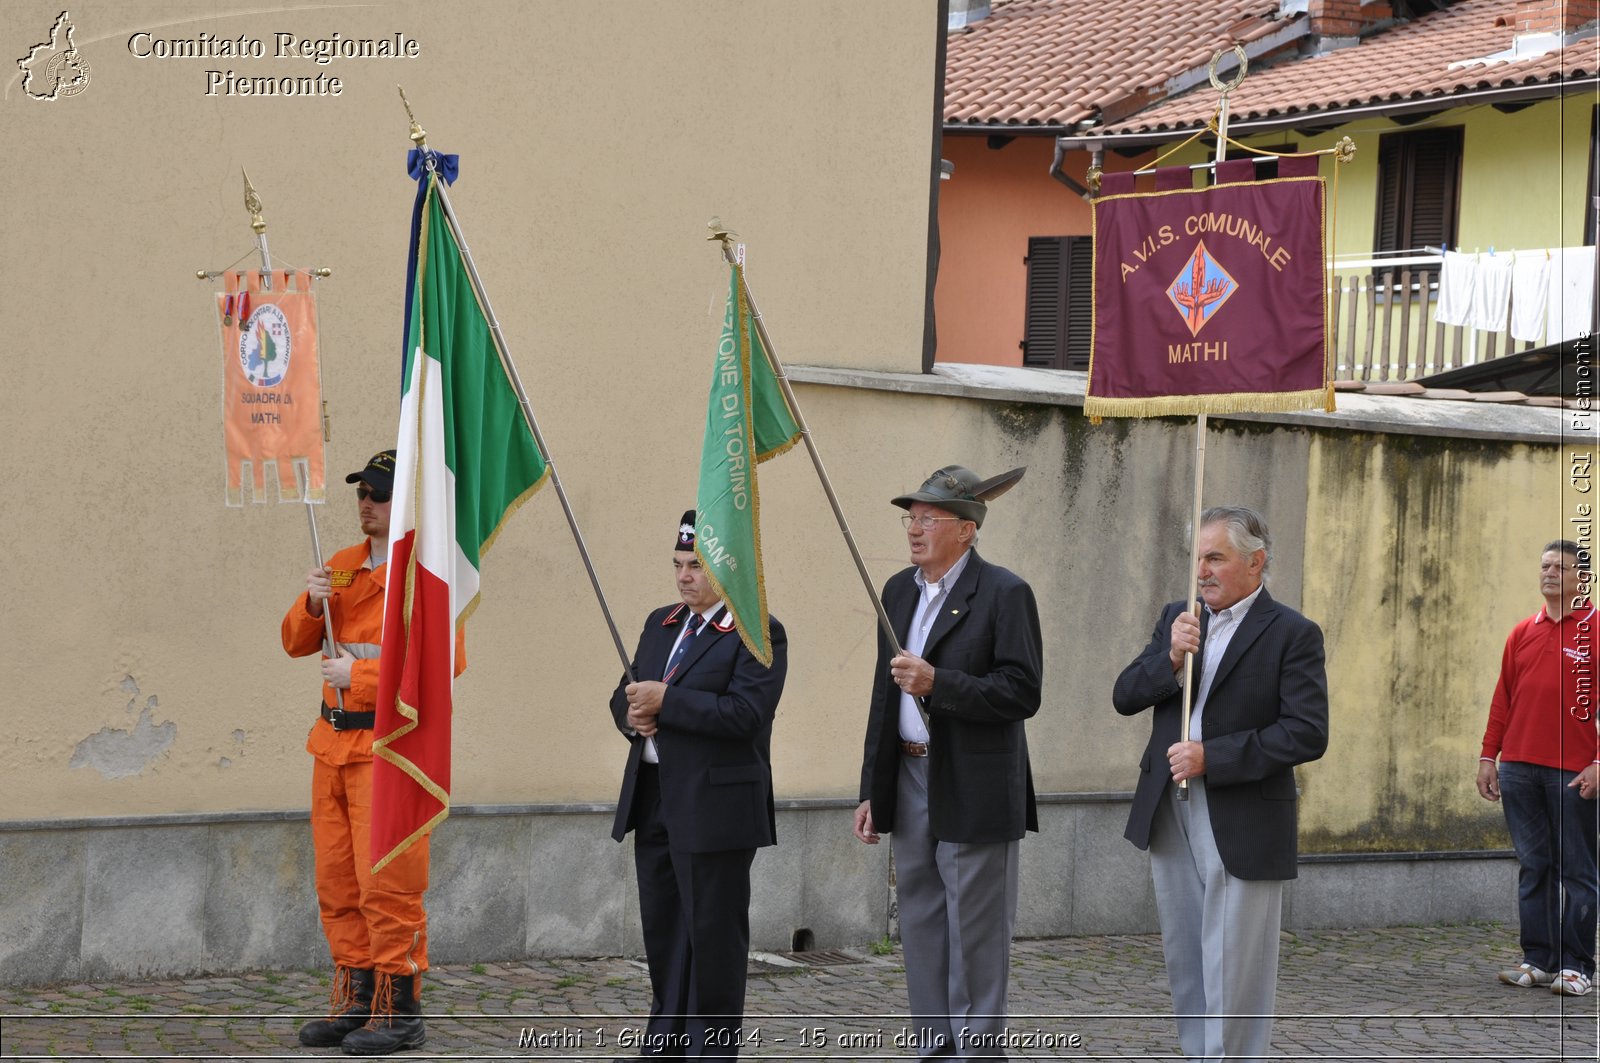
top-left (242, 170), bottom-right (347, 708)
top-left (708, 224), bottom-right (905, 657)
top-left (1175, 49), bottom-right (1245, 799)
top-left (402, 99), bottom-right (636, 683)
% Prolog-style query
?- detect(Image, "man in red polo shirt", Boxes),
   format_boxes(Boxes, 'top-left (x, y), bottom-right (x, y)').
top-left (1478, 539), bottom-right (1600, 997)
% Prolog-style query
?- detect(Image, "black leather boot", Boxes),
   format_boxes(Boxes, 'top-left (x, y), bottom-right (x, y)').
top-left (297, 966), bottom-right (374, 1047)
top-left (341, 971), bottom-right (426, 1055)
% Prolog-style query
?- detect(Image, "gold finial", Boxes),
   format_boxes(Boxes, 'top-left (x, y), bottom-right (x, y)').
top-left (313, 267), bottom-right (333, 278)
top-left (399, 86), bottom-right (427, 149)
top-left (706, 217), bottom-right (738, 255)
top-left (242, 168), bottom-right (266, 235)
top-left (196, 269), bottom-right (210, 280)
top-left (1333, 135), bottom-right (1356, 164)
top-left (1085, 164), bottom-right (1103, 195)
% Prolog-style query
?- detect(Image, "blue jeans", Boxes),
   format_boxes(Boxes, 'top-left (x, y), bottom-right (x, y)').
top-left (1498, 760), bottom-right (1600, 977)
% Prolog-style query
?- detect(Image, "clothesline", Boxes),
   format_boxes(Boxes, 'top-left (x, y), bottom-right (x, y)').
top-left (1434, 246), bottom-right (1595, 345)
top-left (1334, 244), bottom-right (1584, 267)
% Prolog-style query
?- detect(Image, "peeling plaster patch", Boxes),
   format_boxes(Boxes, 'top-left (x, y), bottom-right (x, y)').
top-left (70, 676), bottom-right (176, 779)
top-left (231, 729), bottom-right (247, 744)
top-left (218, 756), bottom-right (233, 769)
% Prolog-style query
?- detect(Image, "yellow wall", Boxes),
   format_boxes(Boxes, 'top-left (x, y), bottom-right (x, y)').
top-left (1207, 94), bottom-right (1595, 258)
top-left (1298, 434), bottom-right (1562, 851)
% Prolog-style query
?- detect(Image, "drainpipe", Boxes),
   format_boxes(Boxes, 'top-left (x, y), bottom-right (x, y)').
top-left (1049, 137), bottom-right (1093, 201)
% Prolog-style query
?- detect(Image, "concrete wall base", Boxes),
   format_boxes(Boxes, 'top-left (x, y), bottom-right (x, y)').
top-left (0, 798), bottom-right (1515, 988)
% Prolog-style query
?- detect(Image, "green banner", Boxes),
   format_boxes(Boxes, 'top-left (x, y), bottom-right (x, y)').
top-left (694, 263), bottom-right (800, 666)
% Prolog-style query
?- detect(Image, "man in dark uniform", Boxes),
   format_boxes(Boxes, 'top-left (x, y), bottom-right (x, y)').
top-left (609, 511), bottom-right (788, 1060)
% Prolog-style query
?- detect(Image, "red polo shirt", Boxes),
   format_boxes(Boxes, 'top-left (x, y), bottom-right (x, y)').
top-left (1482, 601), bottom-right (1600, 773)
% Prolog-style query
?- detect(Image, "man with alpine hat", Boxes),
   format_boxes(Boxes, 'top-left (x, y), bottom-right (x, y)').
top-left (853, 465), bottom-right (1043, 1059)
top-left (281, 449), bottom-right (463, 1055)
top-left (609, 511), bottom-right (789, 1060)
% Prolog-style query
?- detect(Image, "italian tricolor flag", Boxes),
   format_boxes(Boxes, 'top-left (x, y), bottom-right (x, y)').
top-left (371, 168), bottom-right (548, 872)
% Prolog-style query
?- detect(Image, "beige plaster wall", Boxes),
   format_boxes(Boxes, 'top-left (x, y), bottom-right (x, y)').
top-left (3, 0), bottom-right (940, 819)
top-left (4, 0), bottom-right (1578, 867)
top-left (1298, 434), bottom-right (1570, 852)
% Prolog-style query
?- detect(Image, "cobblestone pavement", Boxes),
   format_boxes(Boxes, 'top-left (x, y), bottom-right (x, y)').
top-left (2, 923), bottom-right (1597, 1061)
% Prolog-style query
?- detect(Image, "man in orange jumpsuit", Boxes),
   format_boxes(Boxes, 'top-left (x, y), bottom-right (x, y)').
top-left (282, 450), bottom-right (463, 1056)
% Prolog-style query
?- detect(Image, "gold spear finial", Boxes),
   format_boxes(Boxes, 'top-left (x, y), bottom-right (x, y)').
top-left (399, 86), bottom-right (427, 150)
top-left (242, 168), bottom-right (266, 235)
top-left (706, 217), bottom-right (738, 257)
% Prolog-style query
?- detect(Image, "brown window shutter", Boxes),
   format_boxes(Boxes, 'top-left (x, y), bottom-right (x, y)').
top-left (1023, 235), bottom-right (1093, 370)
top-left (1063, 236), bottom-right (1094, 370)
top-left (1374, 127), bottom-right (1461, 254)
top-left (1023, 236), bottom-right (1066, 368)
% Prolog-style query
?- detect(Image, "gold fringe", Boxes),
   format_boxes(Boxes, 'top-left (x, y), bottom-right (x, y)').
top-left (1088, 170), bottom-right (1340, 421)
top-left (1083, 387), bottom-right (1330, 420)
top-left (755, 433), bottom-right (800, 465)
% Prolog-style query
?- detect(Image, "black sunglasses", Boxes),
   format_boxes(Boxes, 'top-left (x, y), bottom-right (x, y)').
top-left (356, 485), bottom-right (392, 504)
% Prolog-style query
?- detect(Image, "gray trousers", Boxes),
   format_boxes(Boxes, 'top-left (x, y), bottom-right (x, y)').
top-left (892, 752), bottom-right (1020, 1060)
top-left (1149, 778), bottom-right (1283, 1062)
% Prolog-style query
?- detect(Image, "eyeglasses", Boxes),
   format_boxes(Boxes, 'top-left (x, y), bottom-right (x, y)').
top-left (901, 514), bottom-right (962, 530)
top-left (356, 486), bottom-right (392, 504)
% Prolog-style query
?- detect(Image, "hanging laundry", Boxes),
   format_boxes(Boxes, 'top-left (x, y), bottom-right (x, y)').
top-left (1547, 246), bottom-right (1597, 344)
top-left (1466, 253), bottom-right (1511, 333)
top-left (1435, 250), bottom-right (1474, 327)
top-left (1509, 252), bottom-right (1551, 344)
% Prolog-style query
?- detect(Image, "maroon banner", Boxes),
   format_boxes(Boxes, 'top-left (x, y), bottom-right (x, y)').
top-left (1086, 177), bottom-right (1331, 418)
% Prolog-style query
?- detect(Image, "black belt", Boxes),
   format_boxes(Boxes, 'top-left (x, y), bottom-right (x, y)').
top-left (321, 704), bottom-right (375, 731)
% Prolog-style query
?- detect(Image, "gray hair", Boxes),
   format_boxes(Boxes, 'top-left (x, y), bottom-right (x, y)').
top-left (1546, 539), bottom-right (1591, 572)
top-left (1201, 505), bottom-right (1272, 580)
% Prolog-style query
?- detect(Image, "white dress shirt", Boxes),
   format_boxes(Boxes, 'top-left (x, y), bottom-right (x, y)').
top-left (643, 601), bottom-right (725, 764)
top-left (1189, 583), bottom-right (1264, 742)
top-left (899, 550), bottom-right (972, 744)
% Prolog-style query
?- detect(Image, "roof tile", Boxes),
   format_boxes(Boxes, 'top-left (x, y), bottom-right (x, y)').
top-left (946, 0), bottom-right (1597, 133)
top-left (1101, 0), bottom-right (1597, 134)
top-left (944, 0), bottom-right (1283, 127)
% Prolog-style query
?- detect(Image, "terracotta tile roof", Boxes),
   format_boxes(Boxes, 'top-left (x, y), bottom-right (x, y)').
top-left (944, 0), bottom-right (1287, 128)
top-left (1101, 0), bottom-right (1599, 136)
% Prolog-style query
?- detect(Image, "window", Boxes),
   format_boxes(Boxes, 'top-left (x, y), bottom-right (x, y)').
top-left (1374, 126), bottom-right (1462, 258)
top-left (1021, 235), bottom-right (1093, 370)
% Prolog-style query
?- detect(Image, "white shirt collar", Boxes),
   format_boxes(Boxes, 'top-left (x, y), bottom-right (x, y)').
top-left (1206, 582), bottom-right (1264, 624)
top-left (914, 548), bottom-right (972, 598)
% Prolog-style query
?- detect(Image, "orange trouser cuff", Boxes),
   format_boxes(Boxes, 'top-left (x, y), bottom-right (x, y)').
top-left (310, 757), bottom-right (431, 974)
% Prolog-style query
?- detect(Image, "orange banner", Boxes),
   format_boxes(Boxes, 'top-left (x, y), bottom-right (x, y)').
top-left (217, 270), bottom-right (326, 505)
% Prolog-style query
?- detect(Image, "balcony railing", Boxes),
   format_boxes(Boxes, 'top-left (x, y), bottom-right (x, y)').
top-left (1331, 250), bottom-right (1590, 383)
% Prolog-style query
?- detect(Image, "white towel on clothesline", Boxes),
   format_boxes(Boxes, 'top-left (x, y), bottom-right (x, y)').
top-left (1435, 250), bottom-right (1474, 328)
top-left (1467, 254), bottom-right (1512, 333)
top-left (1547, 246), bottom-right (1596, 344)
top-left (1510, 253), bottom-right (1550, 344)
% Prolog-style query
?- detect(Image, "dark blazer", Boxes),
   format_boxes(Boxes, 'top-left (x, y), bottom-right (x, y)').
top-left (1113, 587), bottom-right (1329, 880)
top-left (859, 550), bottom-right (1044, 845)
top-left (610, 603), bottom-right (787, 853)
